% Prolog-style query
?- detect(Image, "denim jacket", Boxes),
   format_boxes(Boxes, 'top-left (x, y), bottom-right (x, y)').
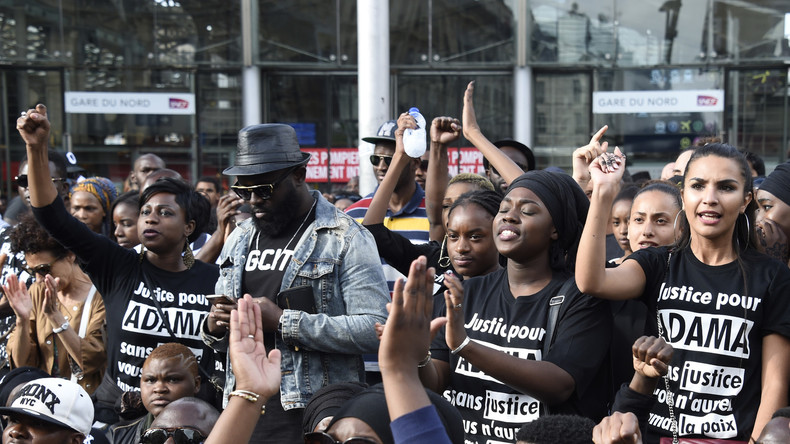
top-left (201, 191), bottom-right (389, 410)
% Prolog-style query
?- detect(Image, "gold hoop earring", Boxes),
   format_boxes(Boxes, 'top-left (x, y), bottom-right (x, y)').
top-left (183, 241), bottom-right (195, 269)
top-left (438, 235), bottom-right (451, 268)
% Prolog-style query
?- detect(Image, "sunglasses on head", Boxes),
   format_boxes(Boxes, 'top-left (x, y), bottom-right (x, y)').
top-left (230, 167), bottom-right (296, 201)
top-left (369, 155), bottom-right (393, 167)
top-left (304, 432), bottom-right (378, 444)
top-left (14, 175), bottom-right (65, 189)
top-left (140, 427), bottom-right (206, 444)
top-left (22, 256), bottom-right (63, 277)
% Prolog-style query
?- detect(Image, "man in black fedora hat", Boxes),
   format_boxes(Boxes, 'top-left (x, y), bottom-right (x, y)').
top-left (201, 123), bottom-right (389, 443)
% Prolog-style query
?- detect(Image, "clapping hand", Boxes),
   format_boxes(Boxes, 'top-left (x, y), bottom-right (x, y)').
top-left (3, 274), bottom-right (33, 322)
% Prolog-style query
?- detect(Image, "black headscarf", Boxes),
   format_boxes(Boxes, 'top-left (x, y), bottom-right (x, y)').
top-left (760, 161), bottom-right (790, 206)
top-left (302, 381), bottom-right (368, 434)
top-left (505, 170), bottom-right (590, 271)
top-left (326, 384), bottom-right (464, 444)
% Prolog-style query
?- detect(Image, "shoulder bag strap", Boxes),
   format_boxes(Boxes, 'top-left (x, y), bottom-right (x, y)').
top-left (77, 285), bottom-right (96, 338)
top-left (542, 277), bottom-right (576, 357)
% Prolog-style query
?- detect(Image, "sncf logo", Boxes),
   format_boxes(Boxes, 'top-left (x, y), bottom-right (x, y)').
top-left (169, 98), bottom-right (189, 109)
top-left (697, 95), bottom-right (718, 106)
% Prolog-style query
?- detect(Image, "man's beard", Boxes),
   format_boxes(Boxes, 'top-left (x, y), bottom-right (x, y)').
top-left (252, 201), bottom-right (298, 237)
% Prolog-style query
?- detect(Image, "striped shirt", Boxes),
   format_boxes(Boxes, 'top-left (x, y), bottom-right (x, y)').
top-left (345, 184), bottom-right (430, 294)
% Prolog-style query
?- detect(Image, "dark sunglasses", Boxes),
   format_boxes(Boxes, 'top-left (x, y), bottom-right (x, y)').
top-left (14, 175), bottom-right (65, 189)
top-left (230, 167), bottom-right (295, 201)
top-left (140, 427), bottom-right (206, 444)
top-left (304, 432), bottom-right (378, 444)
top-left (418, 159), bottom-right (429, 171)
top-left (369, 154), bottom-right (393, 167)
top-left (22, 256), bottom-right (63, 277)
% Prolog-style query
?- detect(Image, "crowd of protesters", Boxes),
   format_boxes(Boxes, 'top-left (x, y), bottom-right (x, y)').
top-left (0, 79), bottom-right (787, 444)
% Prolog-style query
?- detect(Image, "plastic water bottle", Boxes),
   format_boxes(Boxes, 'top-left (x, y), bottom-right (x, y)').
top-left (403, 107), bottom-right (427, 158)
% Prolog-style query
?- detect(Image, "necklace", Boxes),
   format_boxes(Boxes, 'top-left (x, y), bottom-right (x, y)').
top-left (255, 198), bottom-right (317, 252)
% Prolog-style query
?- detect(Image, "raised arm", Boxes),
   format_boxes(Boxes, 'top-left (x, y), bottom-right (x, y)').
top-left (462, 81), bottom-right (523, 185)
top-left (575, 147), bottom-right (646, 300)
top-left (572, 125), bottom-right (610, 193)
top-left (425, 117), bottom-right (460, 242)
top-left (362, 112), bottom-right (416, 226)
top-left (205, 295), bottom-right (280, 444)
top-left (16, 105), bottom-right (57, 208)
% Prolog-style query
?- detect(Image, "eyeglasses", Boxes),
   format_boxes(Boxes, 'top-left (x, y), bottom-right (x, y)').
top-left (230, 167), bottom-right (295, 201)
top-left (304, 432), bottom-right (379, 444)
top-left (22, 256), bottom-right (63, 277)
top-left (14, 175), bottom-right (65, 189)
top-left (140, 427), bottom-right (206, 444)
top-left (369, 155), bottom-right (393, 167)
top-left (418, 159), bottom-right (429, 171)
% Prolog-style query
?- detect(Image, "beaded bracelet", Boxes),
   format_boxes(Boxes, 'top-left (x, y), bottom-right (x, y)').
top-left (229, 389), bottom-right (266, 415)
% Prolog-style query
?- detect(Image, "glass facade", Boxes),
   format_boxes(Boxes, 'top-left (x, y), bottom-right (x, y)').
top-left (1, 0), bottom-right (789, 197)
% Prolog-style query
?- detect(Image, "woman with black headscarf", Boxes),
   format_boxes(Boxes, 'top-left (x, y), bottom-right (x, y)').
top-left (417, 83), bottom-right (612, 444)
top-left (756, 161), bottom-right (790, 268)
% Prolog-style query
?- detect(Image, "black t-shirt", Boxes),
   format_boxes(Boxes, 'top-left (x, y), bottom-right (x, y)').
top-left (32, 198), bottom-right (219, 393)
top-left (431, 269), bottom-right (611, 443)
top-left (364, 223), bottom-right (452, 296)
top-left (628, 246), bottom-right (790, 442)
top-left (242, 205), bottom-right (315, 350)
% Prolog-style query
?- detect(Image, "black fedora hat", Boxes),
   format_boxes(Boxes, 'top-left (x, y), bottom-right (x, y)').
top-left (223, 123), bottom-right (311, 176)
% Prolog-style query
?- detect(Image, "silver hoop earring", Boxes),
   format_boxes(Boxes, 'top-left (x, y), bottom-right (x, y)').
top-left (741, 212), bottom-right (750, 249)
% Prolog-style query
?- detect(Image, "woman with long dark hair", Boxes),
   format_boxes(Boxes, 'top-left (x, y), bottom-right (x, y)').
top-left (577, 143), bottom-right (790, 442)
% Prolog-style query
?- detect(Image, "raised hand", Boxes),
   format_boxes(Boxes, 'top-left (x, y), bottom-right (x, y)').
top-left (756, 219), bottom-right (789, 265)
top-left (395, 111), bottom-right (417, 143)
top-left (215, 194), bottom-right (244, 237)
top-left (41, 274), bottom-right (61, 318)
top-left (572, 125), bottom-right (610, 188)
top-left (589, 146), bottom-right (626, 189)
top-left (462, 81), bottom-right (481, 140)
top-left (378, 256), bottom-right (436, 372)
top-left (430, 116), bottom-right (461, 145)
top-left (229, 294), bottom-right (281, 399)
top-left (593, 411), bottom-right (643, 444)
top-left (16, 104), bottom-right (50, 150)
top-left (3, 274), bottom-right (33, 321)
top-left (443, 272), bottom-right (468, 351)
top-left (632, 336), bottom-right (673, 379)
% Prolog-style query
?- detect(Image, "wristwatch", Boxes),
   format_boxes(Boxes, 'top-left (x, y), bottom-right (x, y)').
top-left (52, 322), bottom-right (69, 334)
